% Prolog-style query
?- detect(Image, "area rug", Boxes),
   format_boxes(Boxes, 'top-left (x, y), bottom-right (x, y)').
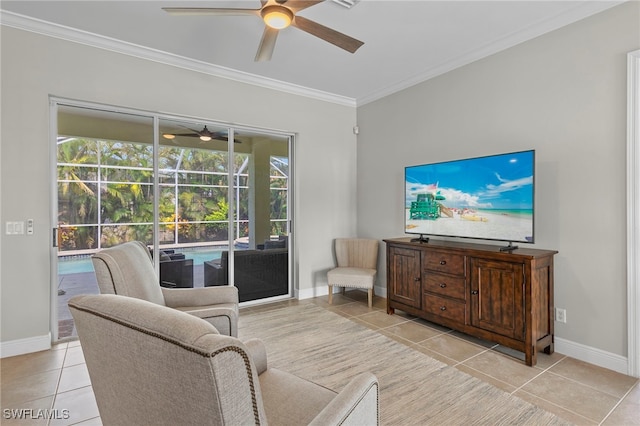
top-left (238, 302), bottom-right (571, 425)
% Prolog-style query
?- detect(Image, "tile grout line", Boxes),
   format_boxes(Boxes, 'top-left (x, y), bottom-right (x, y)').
top-left (48, 345), bottom-right (69, 426)
top-left (515, 388), bottom-right (599, 425)
top-left (510, 356), bottom-right (558, 395)
top-left (597, 380), bottom-right (640, 426)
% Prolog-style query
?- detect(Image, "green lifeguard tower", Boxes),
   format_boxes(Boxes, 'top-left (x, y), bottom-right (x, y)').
top-left (409, 193), bottom-right (440, 220)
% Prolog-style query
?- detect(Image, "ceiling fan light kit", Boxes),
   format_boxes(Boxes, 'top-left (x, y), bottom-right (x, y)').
top-left (162, 0), bottom-right (363, 62)
top-left (262, 6), bottom-right (293, 29)
top-left (161, 125), bottom-right (242, 144)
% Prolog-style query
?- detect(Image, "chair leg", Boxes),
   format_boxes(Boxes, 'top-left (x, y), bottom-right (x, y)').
top-left (368, 289), bottom-right (373, 308)
top-left (328, 285), bottom-right (333, 304)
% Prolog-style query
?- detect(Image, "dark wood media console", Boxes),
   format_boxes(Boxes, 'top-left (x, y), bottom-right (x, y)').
top-left (384, 238), bottom-right (557, 366)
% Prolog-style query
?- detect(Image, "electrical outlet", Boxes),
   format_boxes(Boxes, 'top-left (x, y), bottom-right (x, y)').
top-left (5, 221), bottom-right (25, 235)
top-left (555, 308), bottom-right (567, 323)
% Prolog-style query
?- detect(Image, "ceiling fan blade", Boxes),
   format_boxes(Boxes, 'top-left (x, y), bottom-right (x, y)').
top-left (291, 15), bottom-right (363, 53)
top-left (162, 7), bottom-right (260, 16)
top-left (281, 0), bottom-right (324, 14)
top-left (255, 27), bottom-right (279, 62)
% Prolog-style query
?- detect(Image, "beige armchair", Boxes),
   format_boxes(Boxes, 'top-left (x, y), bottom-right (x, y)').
top-left (91, 241), bottom-right (238, 337)
top-left (327, 238), bottom-right (379, 308)
top-left (69, 294), bottom-right (379, 426)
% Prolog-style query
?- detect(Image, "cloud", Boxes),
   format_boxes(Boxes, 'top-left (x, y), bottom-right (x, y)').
top-left (482, 174), bottom-right (533, 199)
top-left (439, 188), bottom-right (492, 208)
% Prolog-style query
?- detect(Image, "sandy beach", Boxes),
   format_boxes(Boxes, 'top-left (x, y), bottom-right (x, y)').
top-left (406, 209), bottom-right (533, 242)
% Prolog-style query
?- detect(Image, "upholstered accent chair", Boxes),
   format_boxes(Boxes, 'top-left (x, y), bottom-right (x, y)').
top-left (69, 294), bottom-right (379, 426)
top-left (91, 241), bottom-right (238, 337)
top-left (327, 238), bottom-right (379, 308)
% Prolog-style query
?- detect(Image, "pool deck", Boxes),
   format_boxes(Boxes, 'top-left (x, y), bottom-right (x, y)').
top-left (57, 264), bottom-right (205, 339)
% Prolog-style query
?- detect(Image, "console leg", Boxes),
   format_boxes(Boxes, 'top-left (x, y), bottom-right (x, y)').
top-left (525, 346), bottom-right (536, 367)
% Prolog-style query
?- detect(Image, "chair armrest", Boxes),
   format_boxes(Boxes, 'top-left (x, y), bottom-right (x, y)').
top-left (308, 372), bottom-right (379, 426)
top-left (161, 286), bottom-right (239, 308)
top-left (243, 338), bottom-right (268, 375)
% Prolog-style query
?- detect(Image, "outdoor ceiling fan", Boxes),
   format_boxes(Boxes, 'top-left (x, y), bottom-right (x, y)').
top-left (162, 0), bottom-right (364, 61)
top-left (162, 126), bottom-right (241, 143)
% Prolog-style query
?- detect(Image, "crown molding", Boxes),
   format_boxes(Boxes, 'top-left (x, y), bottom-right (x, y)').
top-left (0, 10), bottom-right (357, 108)
top-left (357, 0), bottom-right (626, 106)
top-left (0, 1), bottom-right (625, 109)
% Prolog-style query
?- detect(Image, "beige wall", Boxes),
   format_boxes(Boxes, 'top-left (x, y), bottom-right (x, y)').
top-left (356, 2), bottom-right (639, 361)
top-left (2, 2), bottom-right (638, 370)
top-left (0, 27), bottom-right (358, 345)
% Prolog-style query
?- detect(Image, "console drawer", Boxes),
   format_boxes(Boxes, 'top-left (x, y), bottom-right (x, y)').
top-left (423, 294), bottom-right (466, 323)
top-left (423, 251), bottom-right (466, 276)
top-left (423, 274), bottom-right (466, 300)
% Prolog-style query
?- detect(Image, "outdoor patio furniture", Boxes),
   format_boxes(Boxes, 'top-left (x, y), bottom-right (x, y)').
top-left (204, 247), bottom-right (288, 302)
top-left (69, 293), bottom-right (379, 426)
top-left (155, 250), bottom-right (194, 288)
top-left (91, 241), bottom-right (239, 336)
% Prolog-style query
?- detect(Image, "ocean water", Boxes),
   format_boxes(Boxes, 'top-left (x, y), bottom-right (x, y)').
top-left (477, 208), bottom-right (533, 217)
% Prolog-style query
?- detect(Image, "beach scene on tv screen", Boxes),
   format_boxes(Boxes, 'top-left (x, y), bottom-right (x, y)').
top-left (405, 151), bottom-right (534, 243)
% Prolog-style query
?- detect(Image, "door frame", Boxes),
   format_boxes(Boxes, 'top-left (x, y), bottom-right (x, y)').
top-left (627, 49), bottom-right (639, 378)
top-left (50, 98), bottom-right (295, 340)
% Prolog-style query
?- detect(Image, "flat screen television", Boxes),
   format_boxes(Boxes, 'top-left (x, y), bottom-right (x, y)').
top-left (405, 150), bottom-right (534, 249)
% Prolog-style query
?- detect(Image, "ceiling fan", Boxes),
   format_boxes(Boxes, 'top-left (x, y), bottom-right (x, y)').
top-left (162, 126), bottom-right (241, 143)
top-left (162, 0), bottom-right (364, 61)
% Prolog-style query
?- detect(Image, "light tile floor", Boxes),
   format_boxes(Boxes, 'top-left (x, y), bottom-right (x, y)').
top-left (2, 292), bottom-right (639, 425)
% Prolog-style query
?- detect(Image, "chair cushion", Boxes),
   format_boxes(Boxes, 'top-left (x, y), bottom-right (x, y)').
top-left (259, 368), bottom-right (336, 426)
top-left (327, 267), bottom-right (376, 289)
top-left (91, 241), bottom-right (166, 306)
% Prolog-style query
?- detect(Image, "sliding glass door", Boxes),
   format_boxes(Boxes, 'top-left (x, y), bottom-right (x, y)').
top-left (53, 101), bottom-right (292, 340)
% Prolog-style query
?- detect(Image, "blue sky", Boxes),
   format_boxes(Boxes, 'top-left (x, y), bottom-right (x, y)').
top-left (405, 150), bottom-right (534, 210)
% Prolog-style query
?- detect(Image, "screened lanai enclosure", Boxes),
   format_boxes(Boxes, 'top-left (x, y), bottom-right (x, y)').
top-left (54, 102), bottom-right (292, 339)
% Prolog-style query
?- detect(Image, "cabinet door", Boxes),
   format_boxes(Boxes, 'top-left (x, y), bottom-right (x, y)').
top-left (470, 258), bottom-right (524, 340)
top-left (388, 247), bottom-right (421, 308)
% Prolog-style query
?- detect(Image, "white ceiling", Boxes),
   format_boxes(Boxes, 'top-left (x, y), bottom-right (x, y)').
top-left (0, 0), bottom-right (624, 105)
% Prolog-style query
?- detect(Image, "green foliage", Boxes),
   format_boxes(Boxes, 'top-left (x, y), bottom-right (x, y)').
top-left (204, 199), bottom-right (229, 239)
top-left (57, 139), bottom-right (287, 251)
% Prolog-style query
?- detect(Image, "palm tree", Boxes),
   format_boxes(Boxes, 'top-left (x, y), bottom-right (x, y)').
top-left (57, 138), bottom-right (98, 249)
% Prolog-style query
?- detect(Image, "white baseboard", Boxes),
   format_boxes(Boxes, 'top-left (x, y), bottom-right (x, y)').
top-left (297, 285), bottom-right (330, 300)
top-left (1, 334), bottom-right (51, 358)
top-left (298, 284), bottom-right (388, 300)
top-left (554, 336), bottom-right (629, 376)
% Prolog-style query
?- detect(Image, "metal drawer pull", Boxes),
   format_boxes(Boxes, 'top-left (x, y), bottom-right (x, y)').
top-left (439, 260), bottom-right (447, 265)
top-left (440, 306), bottom-right (447, 311)
top-left (414, 277), bottom-right (421, 282)
top-left (440, 283), bottom-right (446, 288)
top-left (471, 290), bottom-right (479, 295)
